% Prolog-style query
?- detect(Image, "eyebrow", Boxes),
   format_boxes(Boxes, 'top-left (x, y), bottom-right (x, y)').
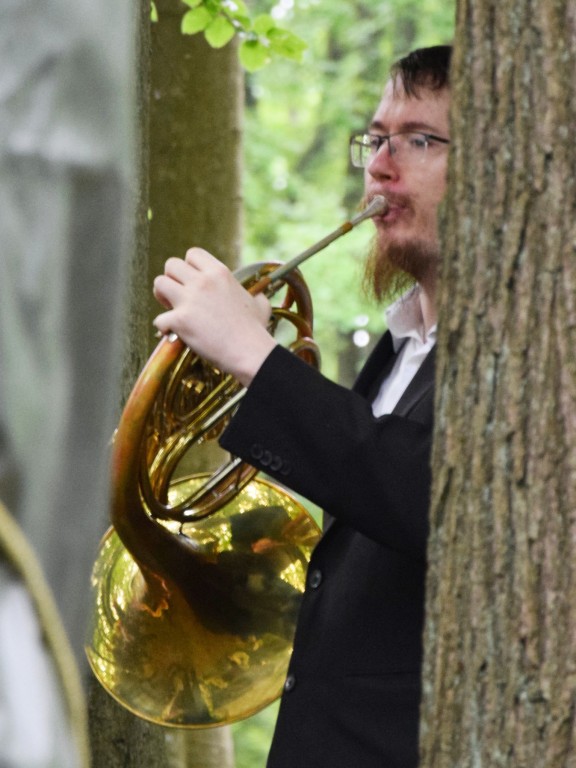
top-left (369, 119), bottom-right (446, 135)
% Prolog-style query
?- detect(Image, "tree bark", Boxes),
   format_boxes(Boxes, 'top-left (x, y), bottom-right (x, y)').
top-left (87, 2), bottom-right (173, 765)
top-left (421, 0), bottom-right (576, 765)
top-left (149, 2), bottom-right (244, 347)
top-left (113, 2), bottom-right (243, 766)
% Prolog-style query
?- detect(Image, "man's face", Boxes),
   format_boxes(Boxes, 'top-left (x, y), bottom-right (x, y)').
top-left (364, 78), bottom-right (450, 288)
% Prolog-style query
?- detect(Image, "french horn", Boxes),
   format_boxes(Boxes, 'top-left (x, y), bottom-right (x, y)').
top-left (85, 196), bottom-right (388, 728)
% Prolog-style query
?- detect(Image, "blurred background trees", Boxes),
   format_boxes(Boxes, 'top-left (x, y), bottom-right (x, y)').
top-left (241, 0), bottom-right (454, 384)
top-left (132, 0), bottom-right (455, 763)
top-left (143, 1), bottom-right (454, 762)
top-left (232, 2), bottom-right (454, 761)
top-left (0, 0), bottom-right (454, 765)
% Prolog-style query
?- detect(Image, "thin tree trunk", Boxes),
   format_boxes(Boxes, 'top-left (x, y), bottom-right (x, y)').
top-left (421, 0), bottom-right (576, 765)
top-left (147, 0), bottom-right (244, 488)
top-left (134, 2), bottom-right (244, 766)
top-left (88, 0), bottom-right (172, 764)
top-left (148, 2), bottom-right (244, 346)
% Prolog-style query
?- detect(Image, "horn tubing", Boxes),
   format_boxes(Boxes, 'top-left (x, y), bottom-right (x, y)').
top-left (86, 195), bottom-right (387, 729)
top-left (247, 195), bottom-right (388, 296)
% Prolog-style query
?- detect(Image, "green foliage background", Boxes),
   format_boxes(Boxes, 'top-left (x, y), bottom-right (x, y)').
top-left (232, 2), bottom-right (455, 762)
top-left (241, 0), bottom-right (455, 383)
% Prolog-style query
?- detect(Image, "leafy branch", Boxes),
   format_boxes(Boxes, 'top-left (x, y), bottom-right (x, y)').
top-left (152, 0), bottom-right (307, 72)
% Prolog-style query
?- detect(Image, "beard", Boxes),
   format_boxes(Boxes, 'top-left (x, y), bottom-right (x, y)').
top-left (361, 196), bottom-right (441, 303)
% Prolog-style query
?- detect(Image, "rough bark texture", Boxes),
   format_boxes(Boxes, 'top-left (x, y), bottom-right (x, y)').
top-left (421, 0), bottom-right (576, 765)
top-left (105, 2), bottom-right (243, 766)
top-left (147, 0), bottom-right (244, 490)
top-left (119, 0), bottom-right (154, 406)
top-left (87, 1), bottom-right (172, 764)
top-left (148, 1), bottom-right (244, 346)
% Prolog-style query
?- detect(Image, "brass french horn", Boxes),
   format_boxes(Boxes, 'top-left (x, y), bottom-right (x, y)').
top-left (85, 197), bottom-right (388, 729)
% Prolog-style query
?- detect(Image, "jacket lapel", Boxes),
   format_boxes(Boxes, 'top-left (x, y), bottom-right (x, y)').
top-left (392, 346), bottom-right (436, 418)
top-left (353, 331), bottom-right (436, 416)
top-left (321, 336), bottom-right (435, 534)
top-left (353, 331), bottom-right (397, 398)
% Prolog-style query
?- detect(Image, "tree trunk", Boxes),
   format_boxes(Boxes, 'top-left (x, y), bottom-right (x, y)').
top-left (421, 0), bottom-right (576, 765)
top-left (147, 0), bottom-right (244, 486)
top-left (87, 1), bottom-right (174, 765)
top-left (149, 1), bottom-right (244, 347)
top-left (106, 0), bottom-right (242, 768)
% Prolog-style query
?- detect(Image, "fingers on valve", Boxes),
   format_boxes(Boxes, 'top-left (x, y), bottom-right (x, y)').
top-left (184, 247), bottom-right (216, 268)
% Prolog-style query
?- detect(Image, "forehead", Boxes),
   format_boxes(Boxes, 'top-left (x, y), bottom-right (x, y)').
top-left (370, 79), bottom-right (450, 135)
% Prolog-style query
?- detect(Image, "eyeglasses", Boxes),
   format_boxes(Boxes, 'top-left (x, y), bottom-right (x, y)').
top-left (349, 131), bottom-right (450, 169)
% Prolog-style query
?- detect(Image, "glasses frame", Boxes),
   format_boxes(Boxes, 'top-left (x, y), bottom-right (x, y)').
top-left (349, 131), bottom-right (450, 169)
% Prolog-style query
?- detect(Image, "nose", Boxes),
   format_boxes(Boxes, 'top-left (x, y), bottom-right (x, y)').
top-left (365, 138), bottom-right (398, 181)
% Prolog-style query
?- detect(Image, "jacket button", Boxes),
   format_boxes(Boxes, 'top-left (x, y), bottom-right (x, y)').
top-left (309, 569), bottom-right (323, 589)
top-left (270, 454), bottom-right (283, 471)
top-left (250, 443), bottom-right (264, 460)
top-left (284, 674), bottom-right (296, 692)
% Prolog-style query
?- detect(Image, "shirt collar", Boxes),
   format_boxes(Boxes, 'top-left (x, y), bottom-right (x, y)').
top-left (385, 287), bottom-right (437, 352)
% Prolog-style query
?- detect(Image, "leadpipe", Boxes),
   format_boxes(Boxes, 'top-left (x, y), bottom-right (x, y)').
top-left (248, 195), bottom-right (388, 296)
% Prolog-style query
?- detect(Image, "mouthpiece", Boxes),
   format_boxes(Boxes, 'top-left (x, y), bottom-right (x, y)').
top-left (369, 195), bottom-right (389, 215)
top-left (360, 195), bottom-right (388, 219)
top-left (258, 196), bottom-right (390, 289)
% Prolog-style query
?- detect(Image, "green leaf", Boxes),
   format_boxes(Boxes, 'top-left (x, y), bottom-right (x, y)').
top-left (267, 27), bottom-right (307, 61)
top-left (239, 39), bottom-right (270, 72)
top-left (220, 0), bottom-right (249, 30)
top-left (204, 0), bottom-right (223, 15)
top-left (205, 16), bottom-right (236, 48)
top-left (178, 0), bottom-right (306, 69)
top-left (223, 0), bottom-right (249, 16)
top-left (181, 6), bottom-right (214, 34)
top-left (227, 11), bottom-right (251, 30)
top-left (150, 1), bottom-right (158, 22)
top-left (252, 13), bottom-right (275, 36)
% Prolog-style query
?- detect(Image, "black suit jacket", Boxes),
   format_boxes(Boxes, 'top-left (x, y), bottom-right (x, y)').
top-left (221, 334), bottom-right (435, 768)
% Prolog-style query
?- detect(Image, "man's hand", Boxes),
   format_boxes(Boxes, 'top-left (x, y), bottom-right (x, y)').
top-left (153, 248), bottom-right (277, 387)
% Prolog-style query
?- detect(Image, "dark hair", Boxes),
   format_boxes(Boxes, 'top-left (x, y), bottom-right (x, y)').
top-left (391, 45), bottom-right (452, 97)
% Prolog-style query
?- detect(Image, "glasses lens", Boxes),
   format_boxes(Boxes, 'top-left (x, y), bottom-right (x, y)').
top-left (350, 135), bottom-right (372, 168)
top-left (350, 132), bottom-right (440, 169)
top-left (394, 132), bottom-right (428, 163)
top-left (349, 137), bottom-right (361, 168)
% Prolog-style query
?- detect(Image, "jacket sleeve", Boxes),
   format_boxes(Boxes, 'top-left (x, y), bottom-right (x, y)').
top-left (219, 344), bottom-right (432, 559)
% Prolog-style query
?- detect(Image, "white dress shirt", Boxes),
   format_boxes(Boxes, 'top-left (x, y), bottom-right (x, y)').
top-left (371, 288), bottom-right (437, 417)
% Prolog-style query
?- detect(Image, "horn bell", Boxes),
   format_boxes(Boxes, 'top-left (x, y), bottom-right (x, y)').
top-left (86, 474), bottom-right (320, 728)
top-left (85, 262), bottom-right (322, 728)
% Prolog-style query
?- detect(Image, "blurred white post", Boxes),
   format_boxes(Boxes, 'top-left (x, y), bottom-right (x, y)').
top-left (0, 0), bottom-right (136, 764)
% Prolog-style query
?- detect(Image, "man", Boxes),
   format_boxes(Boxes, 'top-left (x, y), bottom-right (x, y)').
top-left (153, 45), bottom-right (452, 768)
